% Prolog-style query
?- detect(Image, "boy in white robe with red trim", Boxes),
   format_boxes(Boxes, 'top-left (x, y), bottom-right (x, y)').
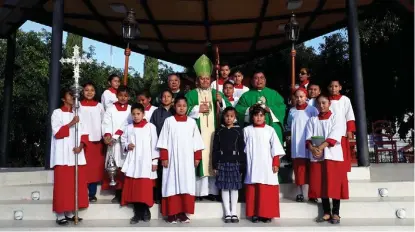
top-left (244, 105), bottom-right (285, 223)
top-left (101, 74), bottom-right (120, 111)
top-left (328, 80), bottom-right (356, 172)
top-left (232, 70), bottom-right (249, 99)
top-left (305, 93), bottom-right (349, 224)
top-left (79, 82), bottom-right (105, 202)
top-left (287, 88), bottom-right (318, 202)
top-left (157, 96), bottom-right (205, 224)
top-left (223, 81), bottom-right (239, 107)
top-left (121, 103), bottom-right (159, 224)
top-left (137, 90), bottom-right (157, 121)
top-left (211, 62), bottom-right (232, 93)
top-left (51, 88), bottom-right (88, 226)
top-left (307, 83), bottom-right (321, 107)
top-left (101, 86), bottom-right (132, 203)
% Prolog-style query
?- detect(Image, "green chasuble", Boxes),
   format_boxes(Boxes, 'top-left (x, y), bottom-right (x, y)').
top-left (235, 87), bottom-right (286, 143)
top-left (185, 88), bottom-right (231, 177)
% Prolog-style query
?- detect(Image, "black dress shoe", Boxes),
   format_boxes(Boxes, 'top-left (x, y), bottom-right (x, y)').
top-left (260, 217), bottom-right (272, 223)
top-left (89, 196), bottom-right (97, 202)
top-left (65, 216), bottom-right (83, 222)
top-left (196, 197), bottom-right (203, 201)
top-left (251, 216), bottom-right (259, 223)
top-left (130, 216), bottom-right (139, 224)
top-left (296, 194), bottom-right (304, 202)
top-left (56, 218), bottom-right (69, 226)
top-left (142, 208), bottom-right (151, 222)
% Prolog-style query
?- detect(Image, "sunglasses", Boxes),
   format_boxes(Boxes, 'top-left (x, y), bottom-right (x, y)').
top-left (299, 72), bottom-right (308, 75)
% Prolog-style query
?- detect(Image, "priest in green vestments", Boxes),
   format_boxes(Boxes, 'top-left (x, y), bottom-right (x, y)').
top-left (185, 54), bottom-right (231, 199)
top-left (235, 71), bottom-right (286, 143)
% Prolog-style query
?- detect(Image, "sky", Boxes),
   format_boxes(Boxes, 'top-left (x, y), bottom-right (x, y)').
top-left (19, 21), bottom-right (338, 75)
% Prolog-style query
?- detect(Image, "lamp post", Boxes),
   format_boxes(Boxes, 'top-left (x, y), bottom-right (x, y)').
top-left (122, 9), bottom-right (139, 86)
top-left (285, 13), bottom-right (300, 91)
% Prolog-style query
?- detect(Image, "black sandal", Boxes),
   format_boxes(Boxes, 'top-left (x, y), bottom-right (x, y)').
top-left (331, 215), bottom-right (341, 224)
top-left (296, 194), bottom-right (304, 202)
top-left (224, 215), bottom-right (232, 223)
top-left (315, 214), bottom-right (331, 223)
top-left (231, 215), bottom-right (239, 223)
top-left (56, 218), bottom-right (69, 226)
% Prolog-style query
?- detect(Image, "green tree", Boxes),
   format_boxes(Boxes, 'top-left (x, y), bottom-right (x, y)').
top-left (143, 55), bottom-right (159, 96)
top-left (64, 33), bottom-right (83, 57)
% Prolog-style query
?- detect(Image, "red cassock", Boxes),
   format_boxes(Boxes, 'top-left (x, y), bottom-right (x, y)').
top-left (341, 136), bottom-right (352, 172)
top-left (308, 160), bottom-right (349, 200)
top-left (245, 157), bottom-right (280, 219)
top-left (121, 177), bottom-right (154, 207)
top-left (53, 165), bottom-right (89, 213)
top-left (292, 158), bottom-right (309, 186)
top-left (81, 135), bottom-right (105, 183)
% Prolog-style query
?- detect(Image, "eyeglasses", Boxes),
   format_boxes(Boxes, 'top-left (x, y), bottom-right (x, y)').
top-left (299, 72), bottom-right (308, 75)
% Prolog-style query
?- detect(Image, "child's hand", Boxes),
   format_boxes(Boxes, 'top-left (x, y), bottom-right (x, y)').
top-left (73, 146), bottom-right (82, 154)
top-left (69, 116), bottom-right (79, 127)
top-left (194, 160), bottom-right (200, 168)
top-left (347, 132), bottom-right (354, 140)
top-left (151, 165), bottom-right (157, 172)
top-left (216, 93), bottom-right (222, 102)
top-left (128, 143), bottom-right (135, 151)
top-left (162, 160), bottom-right (168, 168)
top-left (272, 166), bottom-right (279, 173)
top-left (264, 106), bottom-right (271, 113)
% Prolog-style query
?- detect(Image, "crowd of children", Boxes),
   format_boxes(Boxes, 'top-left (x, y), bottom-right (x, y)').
top-left (50, 65), bottom-right (355, 226)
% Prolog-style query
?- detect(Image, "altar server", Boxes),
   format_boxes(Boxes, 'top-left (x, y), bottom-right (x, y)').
top-left (307, 83), bottom-right (321, 107)
top-left (137, 90), bottom-right (157, 121)
top-left (305, 93), bottom-right (349, 224)
top-left (211, 62), bottom-right (232, 92)
top-left (244, 105), bottom-right (285, 223)
top-left (101, 74), bottom-right (120, 111)
top-left (232, 70), bottom-right (249, 99)
top-left (101, 85), bottom-right (132, 203)
top-left (328, 80), bottom-right (356, 172)
top-left (79, 82), bottom-right (105, 202)
top-left (121, 103), bottom-right (159, 224)
top-left (157, 96), bottom-right (205, 224)
top-left (223, 81), bottom-right (238, 107)
top-left (288, 88), bottom-right (318, 202)
top-left (51, 88), bottom-right (88, 226)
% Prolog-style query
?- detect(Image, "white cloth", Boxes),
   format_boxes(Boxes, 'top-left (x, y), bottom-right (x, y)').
top-left (101, 90), bottom-right (118, 111)
top-left (121, 123), bottom-right (159, 179)
top-left (144, 106), bottom-right (158, 121)
top-left (288, 106), bottom-right (319, 159)
top-left (195, 176), bottom-right (218, 196)
top-left (305, 113), bottom-right (344, 162)
top-left (50, 109), bottom-right (86, 168)
top-left (102, 104), bottom-right (132, 167)
top-left (233, 85), bottom-right (249, 99)
top-left (329, 95), bottom-right (355, 136)
top-left (229, 97), bottom-right (239, 107)
top-left (78, 103), bottom-right (105, 142)
top-left (157, 117), bottom-right (205, 198)
top-left (243, 125), bottom-right (285, 186)
top-left (308, 98), bottom-right (316, 107)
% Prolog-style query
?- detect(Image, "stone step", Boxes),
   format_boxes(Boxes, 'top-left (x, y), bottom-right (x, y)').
top-left (1, 181), bottom-right (413, 201)
top-left (0, 197), bottom-right (413, 220)
top-left (0, 219), bottom-right (413, 231)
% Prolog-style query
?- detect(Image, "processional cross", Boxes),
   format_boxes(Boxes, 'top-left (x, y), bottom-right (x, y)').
top-left (59, 45), bottom-right (92, 225)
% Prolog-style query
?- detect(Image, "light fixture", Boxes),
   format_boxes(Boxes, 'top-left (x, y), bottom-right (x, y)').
top-left (396, 208), bottom-right (406, 219)
top-left (14, 210), bottom-right (23, 220)
top-left (378, 188), bottom-right (388, 197)
top-left (287, 0), bottom-right (303, 10)
top-left (110, 3), bottom-right (127, 14)
top-left (31, 191), bottom-right (40, 200)
top-left (122, 9), bottom-right (140, 42)
top-left (285, 13), bottom-right (300, 42)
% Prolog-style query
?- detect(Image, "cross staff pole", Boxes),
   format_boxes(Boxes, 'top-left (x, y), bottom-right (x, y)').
top-left (214, 45), bottom-right (220, 128)
top-left (60, 45), bottom-right (92, 225)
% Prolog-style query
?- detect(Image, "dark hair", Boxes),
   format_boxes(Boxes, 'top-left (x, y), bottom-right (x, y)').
top-left (160, 89), bottom-right (173, 98)
top-left (250, 105), bottom-right (266, 119)
top-left (117, 85), bottom-right (129, 95)
top-left (222, 106), bottom-right (237, 124)
top-left (60, 87), bottom-right (72, 99)
top-left (316, 93), bottom-right (331, 102)
top-left (82, 81), bottom-right (96, 89)
top-left (307, 82), bottom-right (320, 90)
top-left (223, 80), bottom-right (234, 87)
top-left (81, 82), bottom-right (98, 101)
top-left (328, 78), bottom-right (343, 86)
top-left (131, 103), bottom-right (145, 113)
top-left (300, 67), bottom-right (311, 75)
top-left (168, 73), bottom-right (181, 80)
top-left (220, 61), bottom-right (230, 68)
top-left (174, 95), bottom-right (187, 105)
top-left (252, 70), bottom-right (265, 77)
top-left (232, 69), bottom-right (243, 76)
top-left (108, 74), bottom-right (120, 82)
top-left (138, 90), bottom-right (151, 98)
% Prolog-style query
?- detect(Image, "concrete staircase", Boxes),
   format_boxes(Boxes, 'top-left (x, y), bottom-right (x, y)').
top-left (0, 164), bottom-right (414, 231)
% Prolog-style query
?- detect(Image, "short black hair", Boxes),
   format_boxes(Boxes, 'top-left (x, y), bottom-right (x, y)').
top-left (223, 80), bottom-right (234, 87)
top-left (82, 81), bottom-right (96, 89)
top-left (316, 93), bottom-right (331, 102)
top-left (252, 70), bottom-right (266, 77)
top-left (231, 69), bottom-right (243, 76)
top-left (138, 90), bottom-right (151, 98)
top-left (220, 61), bottom-right (230, 68)
top-left (168, 73), bottom-right (181, 79)
top-left (221, 106), bottom-right (237, 124)
top-left (117, 85), bottom-right (129, 95)
top-left (250, 105), bottom-right (266, 120)
top-left (174, 95), bottom-right (187, 105)
top-left (60, 87), bottom-right (72, 99)
top-left (108, 74), bottom-right (120, 82)
top-left (131, 103), bottom-right (145, 113)
top-left (160, 89), bottom-right (173, 98)
top-left (307, 82), bottom-right (320, 89)
top-left (328, 78), bottom-right (343, 86)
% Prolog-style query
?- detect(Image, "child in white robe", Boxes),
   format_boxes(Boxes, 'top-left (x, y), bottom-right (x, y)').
top-left (305, 93), bottom-right (349, 224)
top-left (101, 74), bottom-right (120, 111)
top-left (287, 88), bottom-right (318, 202)
top-left (51, 88), bottom-right (88, 225)
top-left (244, 105), bottom-right (285, 223)
top-left (157, 96), bottom-right (205, 224)
top-left (211, 62), bottom-right (231, 92)
top-left (307, 83), bottom-right (321, 107)
top-left (232, 70), bottom-right (249, 99)
top-left (137, 90), bottom-right (157, 121)
top-left (223, 81), bottom-right (239, 107)
top-left (79, 82), bottom-right (105, 202)
top-left (328, 80), bottom-right (356, 172)
top-left (102, 85), bottom-right (132, 203)
top-left (121, 103), bottom-right (159, 224)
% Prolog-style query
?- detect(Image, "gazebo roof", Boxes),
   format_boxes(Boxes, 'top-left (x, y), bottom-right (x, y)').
top-left (0, 0), bottom-right (412, 66)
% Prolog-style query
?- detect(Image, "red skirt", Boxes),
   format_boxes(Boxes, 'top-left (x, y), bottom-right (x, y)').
top-left (101, 168), bottom-right (125, 190)
top-left (53, 165), bottom-right (89, 213)
top-left (84, 140), bottom-right (105, 183)
top-left (161, 194), bottom-right (195, 216)
top-left (245, 184), bottom-right (280, 219)
top-left (341, 137), bottom-right (352, 172)
top-left (293, 158), bottom-right (309, 186)
top-left (308, 160), bottom-right (349, 200)
top-left (121, 177), bottom-right (154, 207)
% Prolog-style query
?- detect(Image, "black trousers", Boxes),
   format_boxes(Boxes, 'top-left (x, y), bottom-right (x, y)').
top-left (133, 202), bottom-right (149, 216)
top-left (153, 162), bottom-right (163, 202)
top-left (322, 198), bottom-right (340, 215)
